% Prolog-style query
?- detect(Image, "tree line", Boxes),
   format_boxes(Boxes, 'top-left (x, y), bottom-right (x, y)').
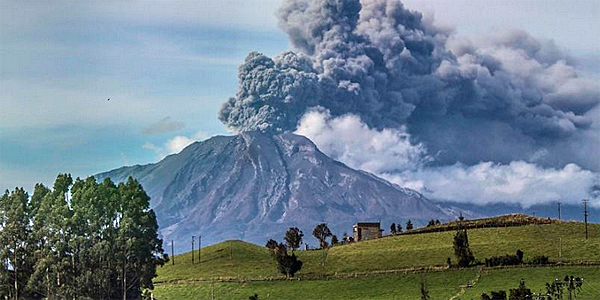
top-left (0, 174), bottom-right (167, 300)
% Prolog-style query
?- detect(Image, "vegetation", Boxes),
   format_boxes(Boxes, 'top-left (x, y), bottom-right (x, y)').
top-left (485, 250), bottom-right (524, 267)
top-left (406, 220), bottom-right (413, 231)
top-left (156, 222), bottom-right (599, 282)
top-left (454, 229), bottom-right (475, 267)
top-left (284, 227), bottom-right (303, 251)
top-left (153, 267), bottom-right (600, 300)
top-left (313, 223), bottom-right (332, 249)
top-left (0, 174), bottom-right (167, 299)
top-left (390, 223), bottom-right (397, 235)
top-left (268, 243), bottom-right (303, 278)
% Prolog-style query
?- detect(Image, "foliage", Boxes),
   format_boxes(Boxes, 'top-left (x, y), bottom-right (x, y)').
top-left (453, 229), bottom-right (475, 268)
top-left (426, 219), bottom-right (441, 228)
top-left (481, 290), bottom-right (507, 300)
top-left (313, 223), bottom-right (332, 249)
top-left (265, 239), bottom-right (278, 250)
top-left (485, 250), bottom-right (524, 267)
top-left (529, 255), bottom-right (550, 265)
top-left (406, 220), bottom-right (413, 231)
top-left (268, 243), bottom-right (303, 278)
top-left (249, 293), bottom-right (259, 300)
top-left (0, 174), bottom-right (167, 300)
top-left (545, 275), bottom-right (584, 300)
top-left (331, 235), bottom-right (339, 246)
top-left (284, 227), bottom-right (304, 251)
top-left (390, 223), bottom-right (397, 235)
top-left (509, 280), bottom-right (532, 300)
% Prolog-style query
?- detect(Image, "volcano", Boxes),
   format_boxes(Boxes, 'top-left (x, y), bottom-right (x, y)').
top-left (97, 131), bottom-right (449, 253)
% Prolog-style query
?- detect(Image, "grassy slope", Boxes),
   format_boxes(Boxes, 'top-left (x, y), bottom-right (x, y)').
top-left (157, 223), bottom-right (600, 282)
top-left (154, 267), bottom-right (600, 300)
top-left (154, 222), bottom-right (600, 299)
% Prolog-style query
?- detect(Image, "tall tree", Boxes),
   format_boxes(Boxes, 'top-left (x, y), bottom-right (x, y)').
top-left (390, 223), bottom-right (397, 235)
top-left (312, 223), bottom-right (332, 249)
top-left (0, 188), bottom-right (33, 299)
top-left (284, 227), bottom-right (304, 252)
top-left (406, 220), bottom-right (413, 231)
top-left (453, 229), bottom-right (475, 268)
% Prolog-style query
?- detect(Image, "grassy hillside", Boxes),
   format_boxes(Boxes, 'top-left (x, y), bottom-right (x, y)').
top-left (156, 222), bottom-right (600, 282)
top-left (153, 267), bottom-right (600, 300)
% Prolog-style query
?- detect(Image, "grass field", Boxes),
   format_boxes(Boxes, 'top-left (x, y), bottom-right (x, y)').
top-left (153, 267), bottom-right (600, 300)
top-left (154, 222), bottom-right (600, 299)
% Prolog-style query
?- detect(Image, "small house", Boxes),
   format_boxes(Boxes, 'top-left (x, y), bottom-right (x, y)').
top-left (353, 222), bottom-right (382, 242)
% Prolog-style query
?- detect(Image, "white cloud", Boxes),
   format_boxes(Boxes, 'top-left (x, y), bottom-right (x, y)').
top-left (295, 109), bottom-right (430, 174)
top-left (143, 131), bottom-right (211, 159)
top-left (383, 162), bottom-right (599, 208)
top-left (295, 110), bottom-right (599, 208)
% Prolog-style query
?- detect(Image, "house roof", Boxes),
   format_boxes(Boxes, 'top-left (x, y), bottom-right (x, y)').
top-left (353, 222), bottom-right (380, 227)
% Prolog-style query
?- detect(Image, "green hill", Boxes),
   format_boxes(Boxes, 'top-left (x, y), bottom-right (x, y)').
top-left (154, 222), bottom-right (600, 299)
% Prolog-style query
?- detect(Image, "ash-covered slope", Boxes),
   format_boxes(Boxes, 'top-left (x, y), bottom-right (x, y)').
top-left (97, 131), bottom-right (448, 253)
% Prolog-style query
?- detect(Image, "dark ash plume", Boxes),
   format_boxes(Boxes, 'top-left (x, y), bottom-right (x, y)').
top-left (219, 0), bottom-right (599, 169)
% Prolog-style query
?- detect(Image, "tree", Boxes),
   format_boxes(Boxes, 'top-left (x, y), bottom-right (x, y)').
top-left (390, 223), bottom-right (397, 235)
top-left (0, 188), bottom-right (35, 300)
top-left (331, 235), bottom-right (339, 246)
top-left (545, 276), bottom-right (584, 300)
top-left (397, 223), bottom-right (402, 233)
top-left (453, 229), bottom-right (475, 268)
top-left (312, 223), bottom-right (332, 249)
top-left (508, 280), bottom-right (531, 300)
top-left (284, 227), bottom-right (303, 252)
top-left (7, 174), bottom-right (168, 300)
top-left (427, 219), bottom-right (435, 227)
top-left (268, 243), bottom-right (302, 278)
top-left (406, 220), bottom-right (413, 231)
top-left (420, 282), bottom-right (430, 300)
top-left (265, 239), bottom-right (278, 250)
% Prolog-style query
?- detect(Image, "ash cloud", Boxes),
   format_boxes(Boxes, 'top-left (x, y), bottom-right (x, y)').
top-left (220, 0), bottom-right (599, 171)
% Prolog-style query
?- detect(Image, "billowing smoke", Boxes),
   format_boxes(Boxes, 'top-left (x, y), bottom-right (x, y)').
top-left (219, 0), bottom-right (600, 205)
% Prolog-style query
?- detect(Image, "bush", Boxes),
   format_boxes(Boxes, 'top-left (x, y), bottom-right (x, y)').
top-left (485, 250), bottom-right (524, 267)
top-left (528, 255), bottom-right (550, 265)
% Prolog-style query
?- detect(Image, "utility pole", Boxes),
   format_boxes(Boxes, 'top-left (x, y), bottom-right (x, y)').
top-left (191, 236), bottom-right (195, 264)
top-left (198, 235), bottom-right (201, 268)
top-left (582, 199), bottom-right (589, 240)
top-left (557, 202), bottom-right (561, 220)
top-left (171, 240), bottom-right (175, 265)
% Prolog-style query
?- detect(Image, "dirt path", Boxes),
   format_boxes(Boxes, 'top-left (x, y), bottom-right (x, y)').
top-left (449, 267), bottom-right (483, 300)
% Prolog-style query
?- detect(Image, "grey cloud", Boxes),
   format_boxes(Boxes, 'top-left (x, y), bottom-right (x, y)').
top-left (142, 117), bottom-right (185, 135)
top-left (219, 0), bottom-right (600, 170)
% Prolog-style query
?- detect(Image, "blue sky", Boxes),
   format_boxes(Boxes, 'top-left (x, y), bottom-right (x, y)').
top-left (1, 0), bottom-right (599, 193)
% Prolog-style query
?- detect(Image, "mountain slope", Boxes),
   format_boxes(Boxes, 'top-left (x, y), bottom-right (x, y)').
top-left (97, 131), bottom-right (448, 252)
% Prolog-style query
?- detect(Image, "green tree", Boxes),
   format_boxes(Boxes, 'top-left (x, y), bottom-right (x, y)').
top-left (406, 220), bottom-right (413, 231)
top-left (397, 223), bottom-right (402, 233)
top-left (390, 223), bottom-right (397, 235)
top-left (284, 227), bottom-right (303, 252)
top-left (265, 239), bottom-right (278, 250)
top-left (312, 223), bottom-right (332, 249)
top-left (268, 243), bottom-right (302, 278)
top-left (0, 188), bottom-right (35, 299)
top-left (331, 235), bottom-right (339, 246)
top-left (453, 229), bottom-right (475, 268)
